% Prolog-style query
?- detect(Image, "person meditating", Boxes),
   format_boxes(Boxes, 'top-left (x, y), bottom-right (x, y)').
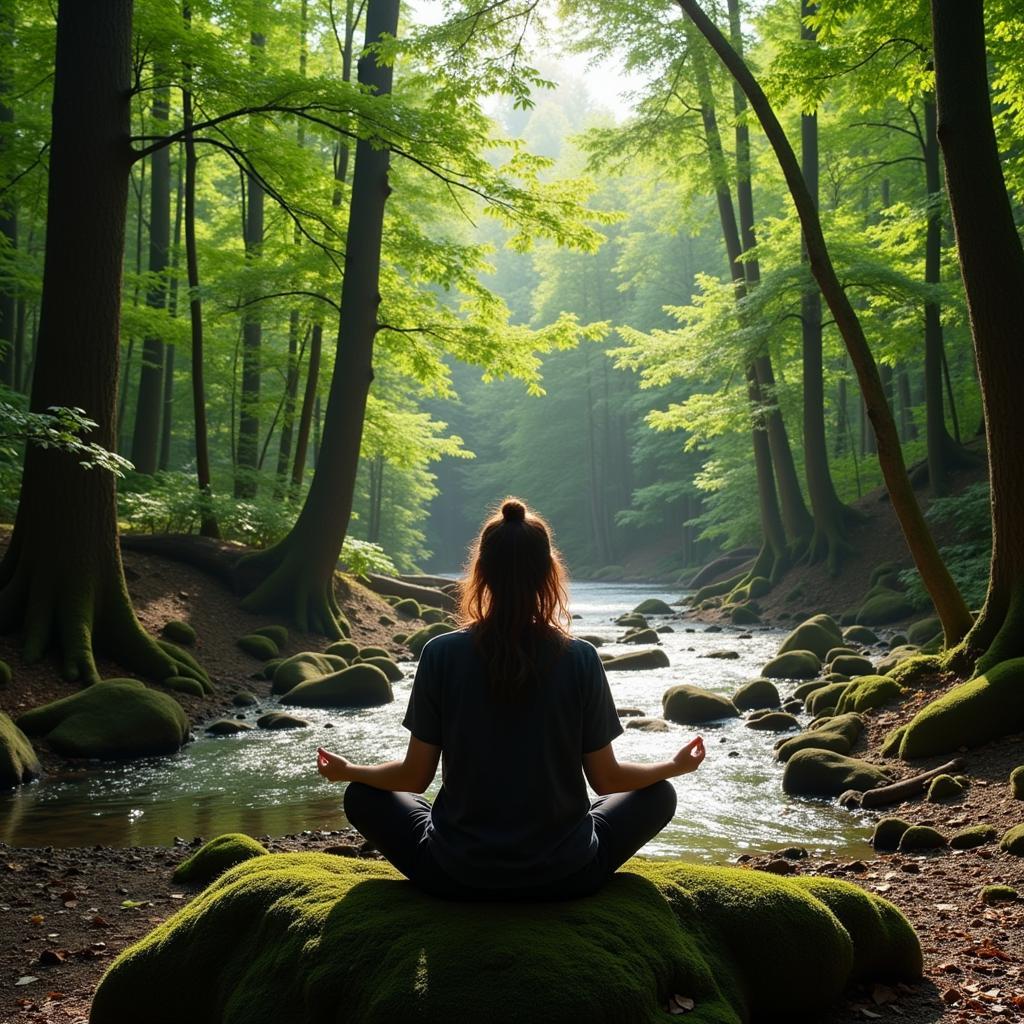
top-left (316, 497), bottom-right (705, 900)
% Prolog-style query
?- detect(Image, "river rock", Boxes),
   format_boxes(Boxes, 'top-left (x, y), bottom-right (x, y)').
top-left (603, 649), bottom-right (671, 671)
top-left (0, 713), bottom-right (40, 789)
top-left (90, 855), bottom-right (922, 1024)
top-left (17, 680), bottom-right (189, 759)
top-left (855, 590), bottom-right (914, 626)
top-left (871, 818), bottom-right (911, 851)
top-left (272, 653), bottom-right (349, 696)
top-left (361, 656), bottom-right (404, 682)
top-left (897, 826), bottom-right (947, 852)
top-left (702, 650), bottom-right (739, 660)
top-left (662, 685), bottom-right (738, 724)
top-left (206, 719), bottom-right (254, 736)
top-left (625, 717), bottom-right (670, 732)
top-left (782, 749), bottom-right (891, 797)
top-left (282, 664), bottom-right (393, 709)
top-left (828, 655), bottom-right (875, 678)
top-left (325, 640), bottom-right (359, 661)
top-left (253, 625), bottom-right (289, 649)
top-left (615, 613), bottom-right (648, 629)
top-left (256, 712), bottom-right (309, 730)
top-left (1001, 825), bottom-right (1024, 856)
top-left (778, 616), bottom-right (843, 660)
top-left (842, 625), bottom-right (879, 645)
top-left (616, 707), bottom-right (645, 717)
top-left (237, 634), bottom-right (280, 661)
top-left (745, 712), bottom-right (800, 732)
top-left (761, 650), bottom-right (821, 679)
top-left (632, 599), bottom-right (673, 616)
top-left (774, 713), bottom-right (864, 763)
top-left (172, 833), bottom-right (268, 886)
top-left (407, 623), bottom-right (456, 658)
top-left (578, 635), bottom-right (607, 648)
top-left (732, 679), bottom-right (780, 711)
top-left (232, 691), bottom-right (258, 707)
top-left (622, 628), bottom-right (661, 645)
top-left (793, 679), bottom-right (830, 700)
top-left (1010, 766), bottom-right (1024, 800)
top-left (824, 647), bottom-right (858, 663)
top-left (806, 682), bottom-right (851, 717)
top-left (835, 676), bottom-right (904, 714)
top-left (949, 825), bottom-right (997, 850)
top-left (906, 617), bottom-right (941, 645)
top-left (730, 604), bottom-right (761, 626)
top-left (393, 598), bottom-right (422, 621)
top-left (161, 620), bottom-right (196, 646)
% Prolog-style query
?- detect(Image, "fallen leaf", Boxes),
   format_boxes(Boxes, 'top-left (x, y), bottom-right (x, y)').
top-left (15, 975), bottom-right (39, 986)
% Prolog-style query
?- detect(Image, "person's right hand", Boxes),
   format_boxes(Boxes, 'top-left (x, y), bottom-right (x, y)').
top-left (672, 737), bottom-right (705, 776)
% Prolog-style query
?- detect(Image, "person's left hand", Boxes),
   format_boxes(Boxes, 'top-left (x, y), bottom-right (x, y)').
top-left (316, 747), bottom-right (350, 782)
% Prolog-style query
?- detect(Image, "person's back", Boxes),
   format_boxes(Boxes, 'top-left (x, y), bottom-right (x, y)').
top-left (316, 497), bottom-right (705, 900)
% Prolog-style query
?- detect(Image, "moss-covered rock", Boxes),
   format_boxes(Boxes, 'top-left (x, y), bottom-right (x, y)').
top-left (578, 634), bottom-right (607, 648)
top-left (762, 650), bottom-right (822, 679)
top-left (615, 613), bottom-right (648, 629)
top-left (408, 623), bottom-right (455, 658)
top-left (272, 653), bottom-right (349, 696)
top-left (828, 655), bottom-right (875, 678)
top-left (161, 620), bottom-right (196, 646)
top-left (730, 575), bottom-right (770, 603)
top-left (855, 590), bottom-right (914, 626)
top-left (160, 676), bottom-right (206, 698)
top-left (875, 646), bottom-right (922, 676)
top-left (887, 657), bottom-right (1024, 760)
top-left (1010, 766), bottom-right (1024, 800)
top-left (774, 713), bottom-right (864, 763)
top-left (825, 647), bottom-right (858, 663)
top-left (393, 598), bottom-right (422, 620)
top-left (17, 680), bottom-right (189, 759)
top-left (421, 607), bottom-right (446, 625)
top-left (834, 675), bottom-right (903, 714)
top-left (871, 818), bottom-right (911, 851)
top-left (778, 618), bottom-right (842, 660)
top-left (256, 712), bottom-right (309, 730)
top-left (632, 599), bottom-right (673, 616)
top-left (732, 679), bottom-right (780, 711)
top-left (252, 625), bottom-right (289, 649)
top-left (0, 713), bottom-right (40, 789)
top-left (897, 826), bottom-right (947, 852)
top-left (662, 685), bottom-right (738, 725)
top-left (622, 628), bottom-right (661, 646)
top-left (783, 749), bottom-right (890, 797)
top-left (361, 656), bottom-right (404, 682)
top-left (925, 774), bottom-right (964, 802)
top-left (172, 834), bottom-right (268, 886)
top-left (906, 618), bottom-right (941, 646)
top-left (745, 712), bottom-right (800, 732)
top-left (206, 719), bottom-right (254, 736)
top-left (325, 640), bottom-right (360, 661)
top-left (92, 854), bottom-right (921, 1024)
top-left (604, 649), bottom-right (671, 672)
top-left (949, 825), bottom-right (997, 850)
top-left (981, 885), bottom-right (1018, 904)
top-left (261, 659), bottom-right (284, 681)
top-left (237, 634), bottom-right (280, 661)
top-left (843, 625), bottom-right (879, 645)
top-left (806, 682), bottom-right (851, 717)
top-left (1000, 824), bottom-right (1024, 856)
top-left (625, 717), bottom-right (670, 732)
top-left (793, 679), bottom-right (831, 701)
top-left (232, 691), bottom-right (258, 708)
top-left (281, 664), bottom-right (393, 709)
top-left (728, 604), bottom-right (760, 626)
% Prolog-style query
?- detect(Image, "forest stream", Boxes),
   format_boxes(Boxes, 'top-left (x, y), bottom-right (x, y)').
top-left (0, 582), bottom-right (873, 860)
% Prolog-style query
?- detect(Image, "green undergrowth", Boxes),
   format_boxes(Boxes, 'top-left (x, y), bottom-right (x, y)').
top-left (91, 854), bottom-right (921, 1024)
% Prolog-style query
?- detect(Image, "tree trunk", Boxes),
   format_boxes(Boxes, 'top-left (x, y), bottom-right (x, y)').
top-left (0, 3), bottom-right (16, 390)
top-left (236, 0), bottom-right (400, 636)
top-left (291, 322), bottom-right (321, 493)
top-left (159, 157), bottom-right (184, 472)
top-left (897, 365), bottom-right (917, 441)
top-left (275, 311), bottom-right (303, 495)
top-left (931, 0), bottom-right (1024, 671)
top-left (129, 71), bottom-right (170, 474)
top-left (0, 0), bottom-right (206, 685)
top-left (677, 0), bottom-right (972, 646)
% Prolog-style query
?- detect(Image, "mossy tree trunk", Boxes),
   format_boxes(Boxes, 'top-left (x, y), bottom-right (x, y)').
top-left (931, 0), bottom-right (1024, 673)
top-left (677, 0), bottom-right (972, 647)
top-left (0, 0), bottom-right (206, 685)
top-left (236, 0), bottom-right (400, 635)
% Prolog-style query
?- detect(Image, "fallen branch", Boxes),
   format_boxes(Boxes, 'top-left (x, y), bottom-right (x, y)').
top-left (838, 757), bottom-right (965, 809)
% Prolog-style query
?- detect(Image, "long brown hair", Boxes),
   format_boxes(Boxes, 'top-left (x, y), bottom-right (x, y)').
top-left (458, 497), bottom-right (572, 696)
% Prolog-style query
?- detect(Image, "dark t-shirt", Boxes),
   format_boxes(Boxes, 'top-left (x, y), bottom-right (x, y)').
top-left (401, 629), bottom-right (623, 889)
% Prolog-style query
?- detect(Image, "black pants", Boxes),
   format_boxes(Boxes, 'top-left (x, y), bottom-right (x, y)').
top-left (342, 780), bottom-right (677, 902)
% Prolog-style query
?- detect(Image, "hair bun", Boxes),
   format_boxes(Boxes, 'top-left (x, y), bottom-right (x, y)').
top-left (501, 499), bottom-right (526, 523)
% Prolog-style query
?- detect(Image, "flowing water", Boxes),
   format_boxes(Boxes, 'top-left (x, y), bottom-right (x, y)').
top-left (0, 582), bottom-right (874, 860)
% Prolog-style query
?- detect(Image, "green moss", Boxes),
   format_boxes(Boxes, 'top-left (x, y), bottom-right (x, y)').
top-left (92, 854), bottom-right (921, 1024)
top-left (890, 658), bottom-right (1024, 760)
top-left (843, 625), bottom-right (879, 645)
top-left (1010, 766), bottom-right (1024, 800)
top-left (782, 749), bottom-right (890, 797)
top-left (0, 659), bottom-right (10, 687)
top-left (745, 712), bottom-right (800, 732)
top-left (378, 614), bottom-right (395, 627)
top-left (0, 712), bottom-right (40, 789)
top-left (172, 834), bottom-right (268, 886)
top-left (856, 591), bottom-right (914, 626)
top-left (825, 646), bottom-right (858, 662)
top-left (603, 649), bottom-right (671, 672)
top-left (835, 676), bottom-right (904, 714)
top-left (237, 634), bottom-right (279, 661)
top-left (17, 680), bottom-right (189, 759)
top-left (325, 640), bottom-right (359, 661)
top-left (731, 679), bottom-right (779, 711)
top-left (408, 623), bottom-right (455, 658)
top-left (632, 599), bottom-right (673, 615)
top-left (761, 650), bottom-right (821, 679)
top-left (421, 608), bottom-right (446, 624)
top-left (271, 653), bottom-right (348, 696)
top-left (1000, 824), bottom-right (1024, 855)
top-left (623, 628), bottom-right (661, 645)
top-left (232, 692), bottom-right (258, 707)
top-left (253, 625), bottom-right (289, 649)
top-left (392, 632), bottom-right (408, 645)
top-left (774, 713), bottom-right (864, 763)
top-left (897, 826), bottom-right (947, 852)
top-left (925, 774), bottom-right (964, 802)
top-left (829, 655), bottom-right (874, 678)
top-left (793, 679), bottom-right (830, 701)
top-left (393, 598), bottom-right (422, 620)
top-left (281, 664), bottom-right (393, 709)
top-left (729, 604), bottom-right (760, 626)
top-left (875, 647), bottom-right (925, 676)
top-left (981, 885), bottom-right (1018, 904)
top-left (880, 726), bottom-right (906, 758)
top-left (357, 646), bottom-right (388, 660)
top-left (362, 656), bottom-right (404, 682)
top-left (161, 676), bottom-right (205, 698)
top-left (161, 620), bottom-right (196, 646)
top-left (261, 658), bottom-right (283, 681)
top-left (778, 619), bottom-right (842, 660)
top-left (949, 825), bottom-right (997, 850)
top-left (662, 685), bottom-right (738, 725)
top-left (906, 618), bottom-right (941, 646)
top-left (871, 818), bottom-right (911, 851)
top-left (806, 682), bottom-right (851, 717)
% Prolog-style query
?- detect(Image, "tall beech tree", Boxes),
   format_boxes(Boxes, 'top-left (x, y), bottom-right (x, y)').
top-left (930, 0), bottom-right (1024, 672)
top-left (676, 0), bottom-right (972, 646)
top-left (0, 2), bottom-right (16, 391)
top-left (0, 0), bottom-right (206, 684)
top-left (235, 0), bottom-right (401, 634)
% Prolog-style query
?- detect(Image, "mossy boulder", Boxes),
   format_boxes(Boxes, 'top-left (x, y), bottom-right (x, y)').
top-left (237, 634), bottom-right (279, 661)
top-left (730, 604), bottom-right (761, 625)
top-left (783, 749), bottom-right (890, 797)
top-left (172, 834), bottom-right (268, 886)
top-left (632, 599), bottom-right (673, 616)
top-left (232, 691), bottom-right (258, 708)
top-left (774, 713), bottom-right (864, 763)
top-left (0, 713), bottom-right (40, 789)
top-left (855, 590), bottom-right (914, 626)
top-left (828, 655), bottom-right (875, 678)
top-left (361, 656), bottom-right (404, 682)
top-left (421, 607), bottom-right (446, 625)
top-left (762, 650), bottom-right (821, 679)
top-left (885, 657), bottom-right (1024, 760)
top-left (92, 854), bottom-right (921, 1024)
top-left (793, 679), bottom-right (831, 701)
top-left (871, 818), bottom-right (911, 851)
top-left (206, 719), bottom-right (254, 736)
top-left (778, 618), bottom-right (842, 660)
top-left (874, 646), bottom-right (922, 676)
top-left (622, 628), bottom-right (661, 645)
top-left (835, 675), bottom-right (903, 714)
top-left (906, 617), bottom-right (941, 646)
top-left (261, 659), bottom-right (283, 681)
top-left (256, 712), bottom-right (309, 730)
top-left (732, 679), bottom-right (780, 711)
top-left (615, 613), bottom-right (648, 629)
top-left (161, 620), bottom-right (196, 646)
top-left (1010, 766), bottom-right (1024, 800)
top-left (806, 682), bottom-right (851, 717)
top-left (949, 825), bottom-right (997, 850)
top-left (625, 717), bottom-right (670, 732)
top-left (252, 625), bottom-right (289, 649)
top-left (662, 685), bottom-right (738, 725)
top-left (325, 640), bottom-right (360, 661)
top-left (825, 647), bottom-right (858, 663)
top-left (17, 680), bottom-right (189, 759)
top-left (272, 653), bottom-right (349, 696)
top-left (161, 676), bottom-right (206, 698)
top-left (745, 712), bottom-right (800, 732)
top-left (843, 625), bottom-right (879, 645)
top-left (604, 649), bottom-right (671, 672)
top-left (578, 635), bottom-right (607, 648)
top-left (408, 623), bottom-right (455, 658)
top-left (999, 824), bottom-right (1024, 856)
top-left (981, 885), bottom-right (1018, 904)
top-left (897, 826), bottom-right (947, 852)
top-left (925, 774), bottom-right (964, 802)
top-left (394, 598), bottom-right (422, 620)
top-left (281, 664), bottom-right (393, 709)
